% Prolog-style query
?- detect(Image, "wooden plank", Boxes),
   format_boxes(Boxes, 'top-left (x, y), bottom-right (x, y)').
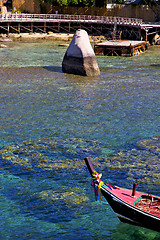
top-left (95, 40), bottom-right (146, 48)
top-left (20, 24), bottom-right (33, 32)
top-left (94, 40), bottom-right (147, 57)
top-left (0, 14), bottom-right (143, 27)
top-left (0, 14), bottom-right (159, 41)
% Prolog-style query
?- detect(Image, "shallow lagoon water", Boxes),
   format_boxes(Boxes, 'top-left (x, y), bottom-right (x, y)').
top-left (0, 40), bottom-right (160, 239)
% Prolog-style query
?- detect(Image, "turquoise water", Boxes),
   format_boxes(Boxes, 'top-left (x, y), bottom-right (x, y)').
top-left (0, 40), bottom-right (160, 239)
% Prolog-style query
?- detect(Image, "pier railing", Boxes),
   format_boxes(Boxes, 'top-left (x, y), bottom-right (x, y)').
top-left (0, 14), bottom-right (143, 26)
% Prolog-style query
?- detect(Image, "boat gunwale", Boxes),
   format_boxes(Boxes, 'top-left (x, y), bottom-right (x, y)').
top-left (96, 182), bottom-right (160, 221)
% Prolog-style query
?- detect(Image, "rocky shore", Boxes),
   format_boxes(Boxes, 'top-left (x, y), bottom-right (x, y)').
top-left (0, 32), bottom-right (107, 48)
top-left (152, 33), bottom-right (160, 45)
top-left (1, 32), bottom-right (159, 48)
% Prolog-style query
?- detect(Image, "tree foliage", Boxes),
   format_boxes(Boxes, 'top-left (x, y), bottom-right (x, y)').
top-left (38, 0), bottom-right (160, 16)
top-left (38, 0), bottom-right (95, 6)
top-left (144, 0), bottom-right (160, 5)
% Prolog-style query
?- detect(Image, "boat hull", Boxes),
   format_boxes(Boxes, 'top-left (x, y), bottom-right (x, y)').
top-left (100, 185), bottom-right (160, 232)
top-left (84, 157), bottom-right (160, 232)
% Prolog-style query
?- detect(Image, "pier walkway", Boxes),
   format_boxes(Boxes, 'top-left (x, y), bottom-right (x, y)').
top-left (0, 14), bottom-right (159, 40)
top-left (0, 14), bottom-right (143, 26)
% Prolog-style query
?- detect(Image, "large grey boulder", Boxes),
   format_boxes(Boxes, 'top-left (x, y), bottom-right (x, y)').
top-left (62, 29), bottom-right (100, 76)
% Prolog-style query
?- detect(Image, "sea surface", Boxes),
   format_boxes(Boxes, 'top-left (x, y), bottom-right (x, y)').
top-left (0, 40), bottom-right (160, 240)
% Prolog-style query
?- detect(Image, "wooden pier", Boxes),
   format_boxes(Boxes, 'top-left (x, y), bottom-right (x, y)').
top-left (0, 14), bottom-right (159, 42)
top-left (94, 40), bottom-right (148, 57)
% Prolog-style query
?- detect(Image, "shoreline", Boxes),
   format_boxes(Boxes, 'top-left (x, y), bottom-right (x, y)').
top-left (0, 32), bottom-right (106, 43)
top-left (1, 32), bottom-right (159, 48)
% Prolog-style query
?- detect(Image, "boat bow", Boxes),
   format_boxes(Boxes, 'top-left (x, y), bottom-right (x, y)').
top-left (84, 157), bottom-right (160, 232)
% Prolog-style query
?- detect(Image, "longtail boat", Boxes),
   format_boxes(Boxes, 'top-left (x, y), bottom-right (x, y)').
top-left (84, 157), bottom-right (160, 232)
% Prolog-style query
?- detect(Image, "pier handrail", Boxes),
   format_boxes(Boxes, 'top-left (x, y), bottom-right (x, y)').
top-left (0, 13), bottom-right (143, 26)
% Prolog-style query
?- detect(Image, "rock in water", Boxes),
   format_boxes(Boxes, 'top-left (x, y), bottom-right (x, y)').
top-left (62, 29), bottom-right (100, 76)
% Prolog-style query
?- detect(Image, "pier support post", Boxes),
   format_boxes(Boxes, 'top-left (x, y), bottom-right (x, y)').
top-left (69, 22), bottom-right (70, 32)
top-left (7, 23), bottom-right (9, 35)
top-left (145, 29), bottom-right (148, 42)
top-left (138, 28), bottom-right (141, 40)
top-left (44, 22), bottom-right (46, 33)
top-left (58, 22), bottom-right (60, 32)
top-left (31, 22), bottom-right (33, 33)
top-left (18, 23), bottom-right (20, 34)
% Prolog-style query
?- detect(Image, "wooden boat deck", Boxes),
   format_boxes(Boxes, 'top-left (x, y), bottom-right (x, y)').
top-left (94, 40), bottom-right (148, 57)
top-left (134, 195), bottom-right (160, 217)
top-left (102, 183), bottom-right (160, 218)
